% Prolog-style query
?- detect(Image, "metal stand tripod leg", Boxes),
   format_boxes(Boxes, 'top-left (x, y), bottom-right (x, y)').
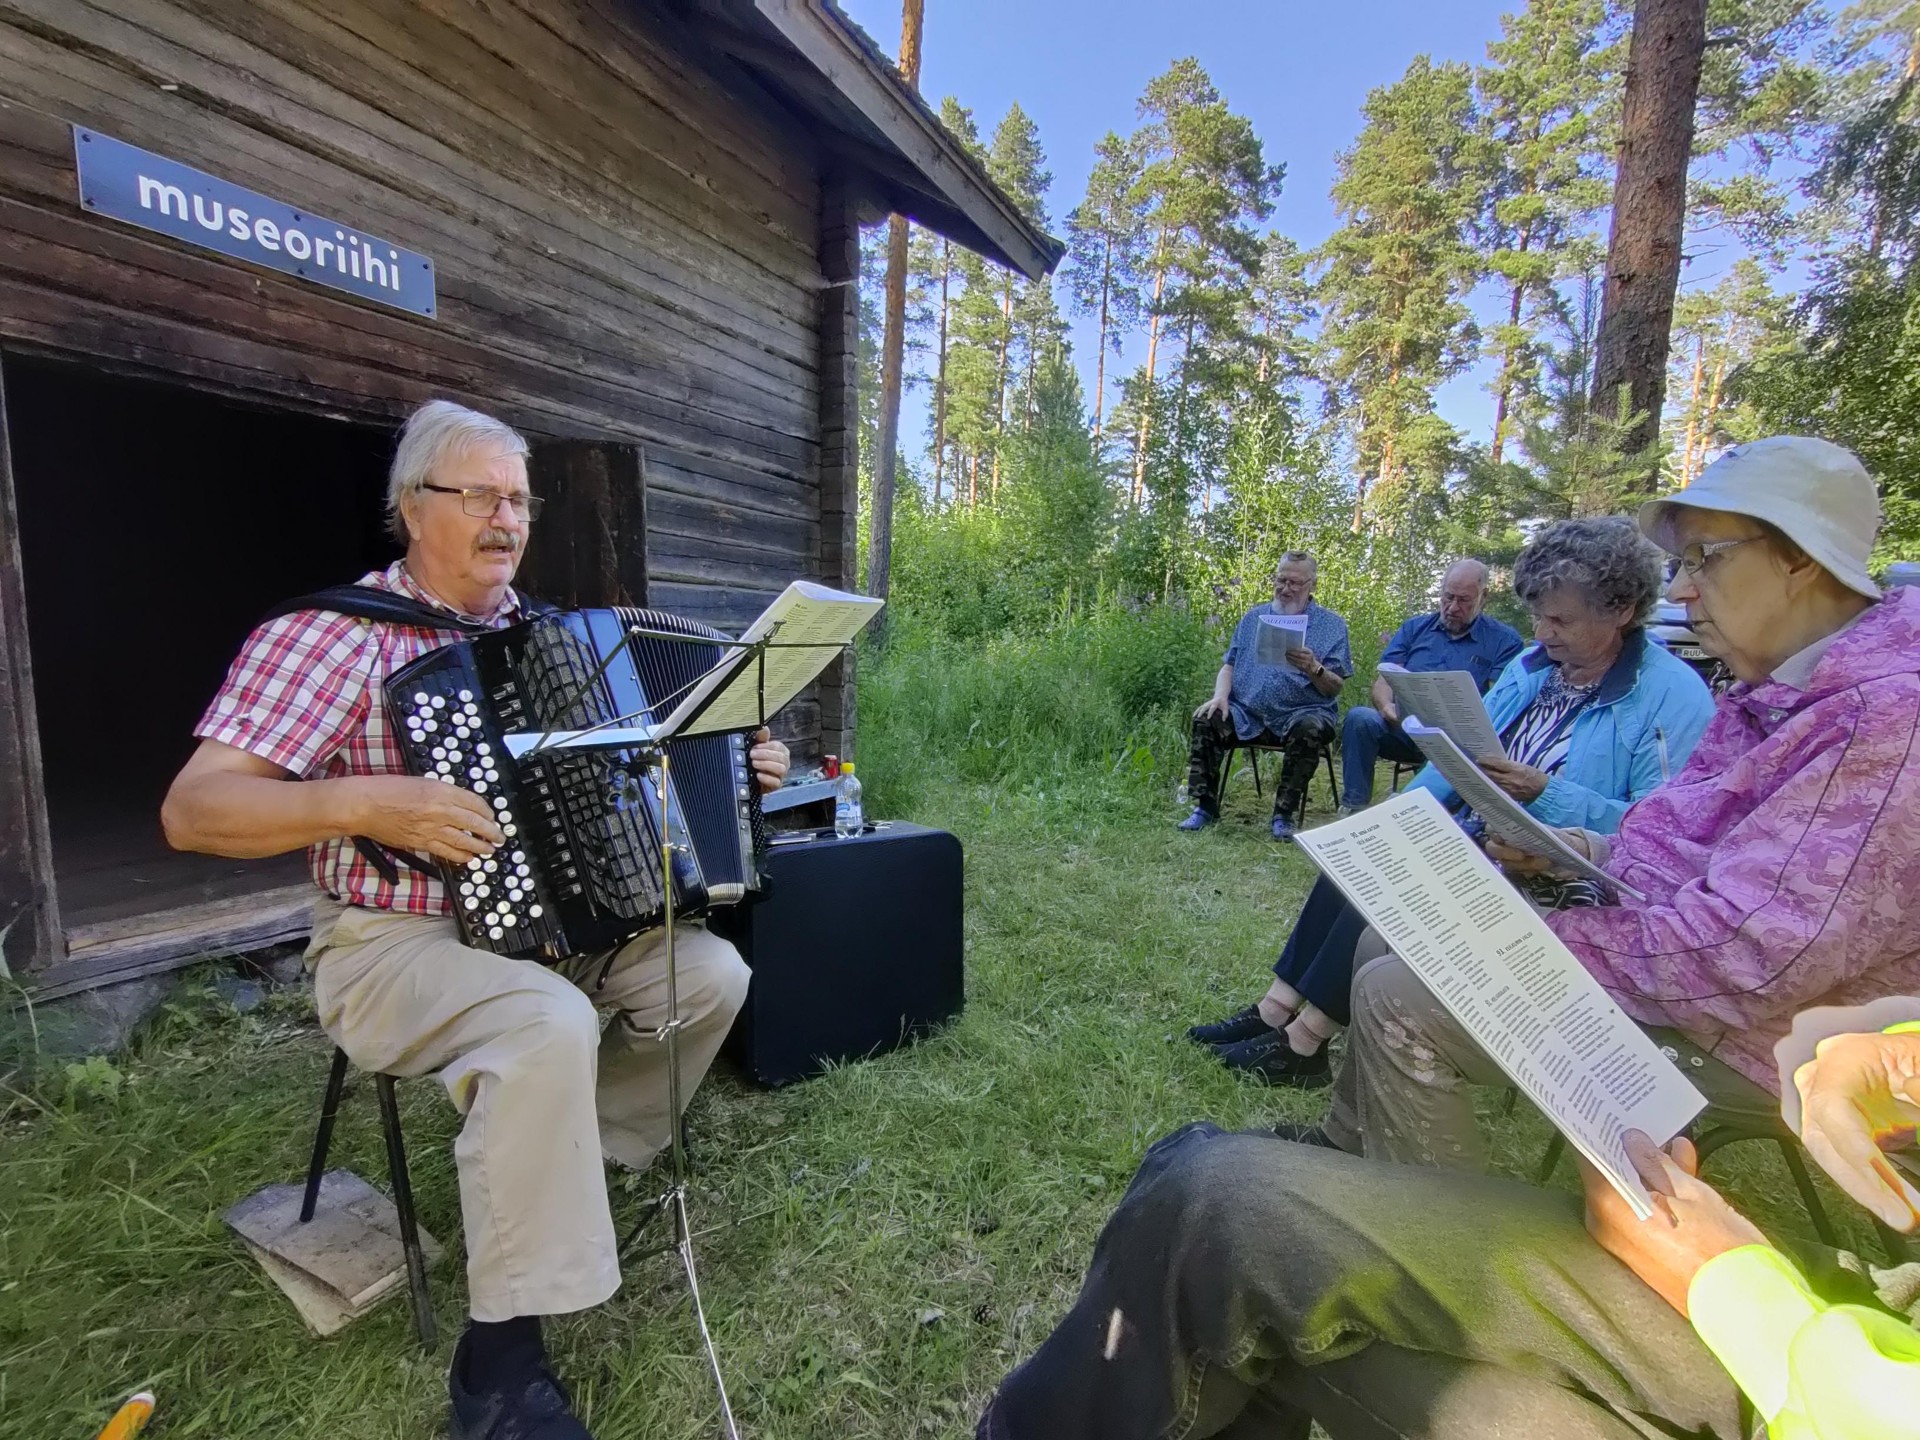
top-left (617, 749), bottom-right (741, 1440)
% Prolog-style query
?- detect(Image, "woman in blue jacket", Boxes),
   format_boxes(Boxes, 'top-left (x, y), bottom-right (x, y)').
top-left (1188, 518), bottom-right (1716, 1086)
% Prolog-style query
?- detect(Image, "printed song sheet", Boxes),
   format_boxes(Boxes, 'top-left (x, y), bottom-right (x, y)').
top-left (1294, 790), bottom-right (1704, 1217)
top-left (1401, 721), bottom-right (1644, 901)
top-left (1256, 611), bottom-right (1311, 666)
top-left (1376, 663), bottom-right (1506, 758)
top-left (656, 582), bottom-right (883, 737)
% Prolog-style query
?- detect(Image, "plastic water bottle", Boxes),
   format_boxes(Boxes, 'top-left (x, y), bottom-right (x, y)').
top-left (835, 761), bottom-right (864, 838)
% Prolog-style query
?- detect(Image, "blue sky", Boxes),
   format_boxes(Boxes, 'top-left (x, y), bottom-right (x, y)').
top-left (837, 0), bottom-right (1522, 451)
top-left (836, 0), bottom-right (1796, 462)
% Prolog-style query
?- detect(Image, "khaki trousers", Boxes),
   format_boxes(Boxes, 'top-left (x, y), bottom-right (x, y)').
top-left (1323, 934), bottom-right (1777, 1169)
top-left (306, 901), bottom-right (751, 1322)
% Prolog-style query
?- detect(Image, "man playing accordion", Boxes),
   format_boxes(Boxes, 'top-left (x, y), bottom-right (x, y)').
top-left (162, 399), bottom-right (788, 1440)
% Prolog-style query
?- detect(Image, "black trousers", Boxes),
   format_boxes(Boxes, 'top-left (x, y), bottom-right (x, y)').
top-left (1187, 711), bottom-right (1336, 821)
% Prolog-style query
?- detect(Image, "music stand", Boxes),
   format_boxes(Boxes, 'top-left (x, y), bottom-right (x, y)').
top-left (510, 614), bottom-right (872, 1440)
top-left (619, 742), bottom-right (742, 1440)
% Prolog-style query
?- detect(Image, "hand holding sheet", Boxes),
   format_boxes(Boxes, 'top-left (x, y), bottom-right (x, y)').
top-left (1257, 611), bottom-right (1311, 667)
top-left (1294, 791), bottom-right (1705, 1217)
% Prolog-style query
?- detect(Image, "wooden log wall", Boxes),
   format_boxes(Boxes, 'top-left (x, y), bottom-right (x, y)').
top-left (0, 0), bottom-right (834, 664)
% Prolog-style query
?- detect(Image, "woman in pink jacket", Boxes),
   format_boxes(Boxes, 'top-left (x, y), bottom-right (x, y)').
top-left (1292, 435), bottom-right (1920, 1169)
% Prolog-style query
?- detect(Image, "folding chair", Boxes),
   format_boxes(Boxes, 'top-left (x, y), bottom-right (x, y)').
top-left (1227, 737), bottom-right (1342, 816)
top-left (300, 1047), bottom-right (438, 1348)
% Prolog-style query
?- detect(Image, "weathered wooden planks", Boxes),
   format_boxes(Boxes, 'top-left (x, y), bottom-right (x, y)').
top-left (0, 361), bottom-right (60, 973)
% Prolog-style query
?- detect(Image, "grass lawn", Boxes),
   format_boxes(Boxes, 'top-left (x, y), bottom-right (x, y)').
top-left (0, 764), bottom-right (1885, 1439)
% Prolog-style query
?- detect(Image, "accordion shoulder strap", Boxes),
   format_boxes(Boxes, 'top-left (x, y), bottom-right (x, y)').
top-left (257, 583), bottom-right (557, 633)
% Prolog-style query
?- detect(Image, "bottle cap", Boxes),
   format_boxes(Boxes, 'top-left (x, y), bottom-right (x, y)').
top-left (842, 762), bottom-right (855, 775)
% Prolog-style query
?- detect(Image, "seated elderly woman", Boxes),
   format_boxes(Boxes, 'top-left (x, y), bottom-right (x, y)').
top-left (1296, 436), bottom-right (1920, 1170)
top-left (1190, 516), bottom-right (1716, 1086)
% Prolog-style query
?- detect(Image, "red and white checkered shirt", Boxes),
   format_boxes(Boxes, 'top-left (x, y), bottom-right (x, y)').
top-left (196, 561), bottom-right (529, 915)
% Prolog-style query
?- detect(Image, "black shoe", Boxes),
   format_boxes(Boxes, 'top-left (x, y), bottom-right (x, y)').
top-left (1186, 1004), bottom-right (1273, 1046)
top-left (450, 1335), bottom-right (594, 1440)
top-left (1271, 1121), bottom-right (1341, 1149)
top-left (1213, 1031), bottom-right (1332, 1088)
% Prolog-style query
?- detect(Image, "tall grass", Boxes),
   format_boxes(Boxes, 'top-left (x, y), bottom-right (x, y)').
top-left (856, 605), bottom-right (1217, 820)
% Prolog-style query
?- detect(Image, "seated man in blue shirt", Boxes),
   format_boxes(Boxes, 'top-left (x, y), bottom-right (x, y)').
top-left (1180, 552), bottom-right (1351, 841)
top-left (1339, 558), bottom-right (1523, 812)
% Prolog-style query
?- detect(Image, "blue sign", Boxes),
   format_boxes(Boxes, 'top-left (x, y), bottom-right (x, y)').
top-left (72, 127), bottom-right (436, 318)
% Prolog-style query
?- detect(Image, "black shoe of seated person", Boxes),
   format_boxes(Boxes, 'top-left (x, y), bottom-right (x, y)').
top-left (1271, 1120), bottom-right (1341, 1149)
top-left (1213, 1030), bottom-right (1332, 1088)
top-left (450, 1331), bottom-right (594, 1440)
top-left (1185, 1004), bottom-right (1273, 1046)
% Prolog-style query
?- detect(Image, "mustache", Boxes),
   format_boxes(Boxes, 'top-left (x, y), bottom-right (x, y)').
top-left (476, 527), bottom-right (520, 552)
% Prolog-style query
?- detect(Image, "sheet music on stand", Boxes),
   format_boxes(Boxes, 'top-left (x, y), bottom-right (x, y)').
top-left (656, 581), bottom-right (883, 737)
top-left (1294, 790), bottom-right (1705, 1219)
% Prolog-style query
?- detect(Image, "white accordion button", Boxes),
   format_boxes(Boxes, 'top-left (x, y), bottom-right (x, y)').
top-left (529, 904), bottom-right (543, 918)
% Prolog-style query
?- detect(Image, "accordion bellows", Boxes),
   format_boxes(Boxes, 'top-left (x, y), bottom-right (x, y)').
top-left (384, 608), bottom-right (765, 961)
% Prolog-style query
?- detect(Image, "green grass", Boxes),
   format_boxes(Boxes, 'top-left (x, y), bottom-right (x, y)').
top-left (0, 759), bottom-right (1888, 1439)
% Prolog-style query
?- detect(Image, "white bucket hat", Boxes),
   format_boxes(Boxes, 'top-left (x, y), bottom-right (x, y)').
top-left (1638, 436), bottom-right (1883, 600)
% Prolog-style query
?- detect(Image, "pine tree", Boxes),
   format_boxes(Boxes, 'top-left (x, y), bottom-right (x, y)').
top-left (1665, 258), bottom-right (1791, 480)
top-left (1315, 56), bottom-right (1485, 525)
top-left (983, 104), bottom-right (1053, 502)
top-left (1475, 0), bottom-right (1616, 462)
top-left (1123, 58), bottom-right (1282, 506)
top-left (866, 0), bottom-right (925, 619)
top-left (1061, 131), bottom-right (1148, 447)
top-left (913, 97), bottom-right (987, 504)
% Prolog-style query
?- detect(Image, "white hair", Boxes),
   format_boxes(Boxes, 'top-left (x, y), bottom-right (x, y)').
top-left (387, 400), bottom-right (529, 543)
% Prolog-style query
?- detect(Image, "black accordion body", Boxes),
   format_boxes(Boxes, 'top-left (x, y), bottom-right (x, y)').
top-left (383, 608), bottom-right (766, 962)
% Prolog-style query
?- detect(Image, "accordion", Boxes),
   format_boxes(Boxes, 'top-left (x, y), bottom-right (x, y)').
top-left (383, 608), bottom-right (767, 962)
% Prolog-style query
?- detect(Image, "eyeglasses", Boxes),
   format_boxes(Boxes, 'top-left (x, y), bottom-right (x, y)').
top-left (1675, 534), bottom-right (1766, 576)
top-left (421, 482), bottom-right (543, 522)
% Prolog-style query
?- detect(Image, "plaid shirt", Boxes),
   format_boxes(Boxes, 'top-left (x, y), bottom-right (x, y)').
top-left (196, 561), bottom-right (529, 914)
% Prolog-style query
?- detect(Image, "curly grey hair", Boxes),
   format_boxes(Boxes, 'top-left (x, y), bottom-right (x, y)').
top-left (386, 399), bottom-right (530, 544)
top-left (1512, 517), bottom-right (1665, 626)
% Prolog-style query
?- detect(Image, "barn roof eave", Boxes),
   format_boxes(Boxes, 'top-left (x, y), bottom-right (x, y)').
top-left (683, 0), bottom-right (1065, 280)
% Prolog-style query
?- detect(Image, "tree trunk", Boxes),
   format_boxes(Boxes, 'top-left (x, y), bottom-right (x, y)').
top-left (1130, 237), bottom-right (1171, 505)
top-left (1680, 331), bottom-right (1705, 481)
top-left (1091, 232), bottom-right (1114, 440)
top-left (992, 275), bottom-right (1014, 502)
top-left (1700, 349), bottom-right (1726, 458)
top-left (932, 239), bottom-right (952, 504)
top-left (863, 0), bottom-right (922, 622)
top-left (1489, 269), bottom-right (1528, 464)
top-left (1589, 0), bottom-right (1708, 477)
top-left (967, 451), bottom-right (978, 509)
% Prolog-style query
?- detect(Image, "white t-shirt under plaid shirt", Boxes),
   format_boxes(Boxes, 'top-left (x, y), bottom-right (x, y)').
top-left (195, 561), bottom-right (529, 915)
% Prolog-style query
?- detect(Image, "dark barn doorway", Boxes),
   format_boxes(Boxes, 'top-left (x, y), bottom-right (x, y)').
top-left (6, 356), bottom-right (398, 939)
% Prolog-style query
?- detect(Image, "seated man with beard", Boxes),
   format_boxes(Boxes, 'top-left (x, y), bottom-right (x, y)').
top-left (1179, 552), bottom-right (1351, 841)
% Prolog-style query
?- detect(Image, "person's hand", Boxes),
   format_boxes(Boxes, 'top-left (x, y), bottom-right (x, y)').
top-left (1581, 1131), bottom-right (1767, 1316)
top-left (1479, 756), bottom-right (1550, 802)
top-left (748, 727), bottom-right (790, 794)
top-left (1195, 696), bottom-right (1229, 723)
top-left (348, 775), bottom-right (503, 864)
top-left (1379, 697), bottom-right (1402, 726)
top-left (1484, 828), bottom-right (1590, 878)
top-left (1285, 645), bottom-right (1319, 673)
top-left (1794, 1031), bottom-right (1920, 1231)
